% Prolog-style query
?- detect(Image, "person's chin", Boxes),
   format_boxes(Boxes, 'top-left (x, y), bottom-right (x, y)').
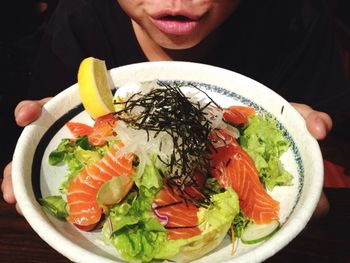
top-left (156, 34), bottom-right (203, 50)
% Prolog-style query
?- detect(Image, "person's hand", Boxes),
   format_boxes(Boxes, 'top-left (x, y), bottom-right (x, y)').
top-left (1, 98), bottom-right (51, 213)
top-left (291, 103), bottom-right (332, 218)
top-left (14, 98), bottom-right (51, 127)
top-left (291, 103), bottom-right (332, 140)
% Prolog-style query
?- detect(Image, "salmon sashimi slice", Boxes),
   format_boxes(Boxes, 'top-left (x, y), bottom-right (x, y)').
top-left (153, 185), bottom-right (204, 240)
top-left (66, 122), bottom-right (93, 137)
top-left (89, 113), bottom-right (116, 146)
top-left (66, 113), bottom-right (116, 146)
top-left (223, 105), bottom-right (255, 125)
top-left (66, 141), bottom-right (134, 227)
top-left (210, 136), bottom-right (279, 224)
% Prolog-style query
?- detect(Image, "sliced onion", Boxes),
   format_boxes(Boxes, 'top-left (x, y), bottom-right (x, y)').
top-left (151, 203), bottom-right (169, 226)
top-left (222, 123), bottom-right (240, 139)
top-left (205, 105), bottom-right (224, 129)
top-left (107, 217), bottom-right (114, 233)
top-left (114, 119), bottom-right (174, 177)
top-left (211, 129), bottom-right (233, 148)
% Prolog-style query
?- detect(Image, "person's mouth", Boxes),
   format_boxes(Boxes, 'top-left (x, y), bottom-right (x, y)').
top-left (149, 12), bottom-right (205, 35)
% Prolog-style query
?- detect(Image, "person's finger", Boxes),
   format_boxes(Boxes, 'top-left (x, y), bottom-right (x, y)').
top-left (1, 162), bottom-right (16, 204)
top-left (15, 97), bottom-right (51, 127)
top-left (312, 191), bottom-right (330, 218)
top-left (291, 103), bottom-right (332, 140)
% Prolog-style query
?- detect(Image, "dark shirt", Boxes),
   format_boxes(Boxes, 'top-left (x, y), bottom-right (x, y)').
top-left (30, 0), bottom-right (350, 119)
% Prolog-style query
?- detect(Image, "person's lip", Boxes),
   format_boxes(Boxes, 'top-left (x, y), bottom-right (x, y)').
top-left (149, 11), bottom-right (205, 35)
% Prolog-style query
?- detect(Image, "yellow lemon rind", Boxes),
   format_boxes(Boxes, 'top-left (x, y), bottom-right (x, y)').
top-left (77, 57), bottom-right (115, 119)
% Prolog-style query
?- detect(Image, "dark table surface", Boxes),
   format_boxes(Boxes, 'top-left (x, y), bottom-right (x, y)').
top-left (0, 187), bottom-right (349, 263)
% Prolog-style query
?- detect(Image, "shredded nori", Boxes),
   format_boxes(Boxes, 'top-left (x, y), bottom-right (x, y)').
top-left (153, 201), bottom-right (183, 210)
top-left (115, 81), bottom-right (217, 190)
top-left (165, 225), bottom-right (198, 229)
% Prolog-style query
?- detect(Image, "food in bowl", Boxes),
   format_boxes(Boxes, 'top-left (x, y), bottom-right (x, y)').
top-left (40, 80), bottom-right (293, 262)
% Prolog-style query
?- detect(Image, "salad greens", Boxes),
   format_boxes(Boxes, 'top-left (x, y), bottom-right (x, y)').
top-left (239, 115), bottom-right (293, 191)
top-left (48, 136), bottom-right (110, 193)
top-left (101, 162), bottom-right (239, 262)
top-left (39, 195), bottom-right (68, 220)
top-left (232, 211), bottom-right (251, 239)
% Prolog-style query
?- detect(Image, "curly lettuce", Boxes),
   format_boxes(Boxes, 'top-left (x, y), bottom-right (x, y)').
top-left (239, 114), bottom-right (293, 191)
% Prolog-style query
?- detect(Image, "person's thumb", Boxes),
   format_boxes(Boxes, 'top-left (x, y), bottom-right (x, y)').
top-left (291, 103), bottom-right (332, 140)
top-left (15, 98), bottom-right (51, 127)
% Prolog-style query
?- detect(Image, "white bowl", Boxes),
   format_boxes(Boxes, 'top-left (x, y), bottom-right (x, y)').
top-left (12, 61), bottom-right (323, 263)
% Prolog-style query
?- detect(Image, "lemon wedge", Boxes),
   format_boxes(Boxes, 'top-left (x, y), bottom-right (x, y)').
top-left (77, 57), bottom-right (115, 119)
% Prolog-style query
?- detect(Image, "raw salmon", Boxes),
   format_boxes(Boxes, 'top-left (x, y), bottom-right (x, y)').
top-left (223, 105), bottom-right (255, 125)
top-left (210, 135), bottom-right (279, 224)
top-left (153, 185), bottom-right (205, 240)
top-left (66, 141), bottom-right (133, 227)
top-left (66, 113), bottom-right (116, 146)
top-left (66, 122), bottom-right (93, 137)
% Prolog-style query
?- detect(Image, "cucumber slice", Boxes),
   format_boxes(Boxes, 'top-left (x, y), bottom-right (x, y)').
top-left (241, 220), bottom-right (280, 244)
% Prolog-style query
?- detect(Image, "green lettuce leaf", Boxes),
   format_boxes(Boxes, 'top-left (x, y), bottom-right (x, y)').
top-left (101, 191), bottom-right (167, 262)
top-left (48, 136), bottom-right (109, 193)
top-left (133, 159), bottom-right (163, 198)
top-left (232, 211), bottom-right (251, 238)
top-left (102, 188), bottom-right (239, 262)
top-left (239, 115), bottom-right (293, 191)
top-left (39, 195), bottom-right (68, 220)
top-left (48, 139), bottom-right (73, 165)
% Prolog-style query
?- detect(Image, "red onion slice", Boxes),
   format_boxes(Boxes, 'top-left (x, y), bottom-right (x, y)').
top-left (151, 203), bottom-right (169, 226)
